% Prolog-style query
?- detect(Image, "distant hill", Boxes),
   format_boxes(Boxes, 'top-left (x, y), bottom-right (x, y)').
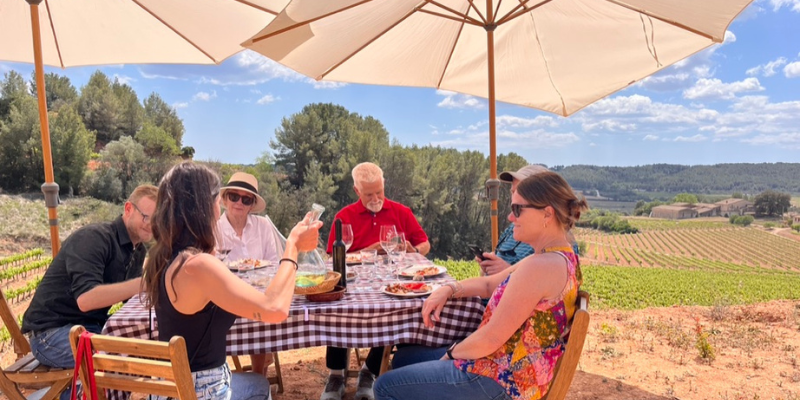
top-left (551, 163), bottom-right (800, 201)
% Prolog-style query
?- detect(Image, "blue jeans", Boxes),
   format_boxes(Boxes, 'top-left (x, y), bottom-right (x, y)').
top-left (171, 363), bottom-right (271, 400)
top-left (374, 360), bottom-right (511, 400)
top-left (390, 345), bottom-right (447, 370)
top-left (29, 323), bottom-right (103, 400)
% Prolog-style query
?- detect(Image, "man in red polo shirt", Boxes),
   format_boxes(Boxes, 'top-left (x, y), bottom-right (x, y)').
top-left (322, 162), bottom-right (430, 400)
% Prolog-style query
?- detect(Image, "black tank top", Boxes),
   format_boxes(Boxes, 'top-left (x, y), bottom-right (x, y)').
top-left (156, 256), bottom-right (237, 372)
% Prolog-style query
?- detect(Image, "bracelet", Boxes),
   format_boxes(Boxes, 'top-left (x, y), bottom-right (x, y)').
top-left (446, 340), bottom-right (460, 360)
top-left (413, 246), bottom-right (420, 253)
top-left (279, 258), bottom-right (298, 270)
top-left (444, 282), bottom-right (462, 299)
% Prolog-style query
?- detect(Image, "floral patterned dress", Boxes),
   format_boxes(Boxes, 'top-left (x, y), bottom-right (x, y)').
top-left (454, 248), bottom-right (581, 400)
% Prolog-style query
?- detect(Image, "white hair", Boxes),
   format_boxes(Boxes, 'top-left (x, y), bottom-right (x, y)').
top-left (352, 162), bottom-right (384, 187)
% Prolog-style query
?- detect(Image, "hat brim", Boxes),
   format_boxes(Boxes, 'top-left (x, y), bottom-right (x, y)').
top-left (498, 171), bottom-right (519, 183)
top-left (220, 186), bottom-right (266, 213)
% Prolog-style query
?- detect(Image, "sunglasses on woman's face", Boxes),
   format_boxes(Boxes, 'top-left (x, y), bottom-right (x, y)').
top-left (226, 191), bottom-right (255, 206)
top-left (511, 203), bottom-right (544, 218)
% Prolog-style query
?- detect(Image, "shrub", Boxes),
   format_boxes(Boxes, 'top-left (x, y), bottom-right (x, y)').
top-left (793, 224), bottom-right (800, 233)
top-left (763, 222), bottom-right (775, 229)
top-left (730, 215), bottom-right (754, 227)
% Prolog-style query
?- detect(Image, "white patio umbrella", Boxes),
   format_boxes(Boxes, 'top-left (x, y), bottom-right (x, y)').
top-left (243, 0), bottom-right (753, 249)
top-left (0, 0), bottom-right (285, 255)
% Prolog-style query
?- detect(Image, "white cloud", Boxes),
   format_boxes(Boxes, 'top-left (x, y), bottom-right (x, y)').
top-left (742, 132), bottom-right (800, 148)
top-left (769, 0), bottom-right (800, 12)
top-left (785, 61), bottom-right (800, 78)
top-left (437, 90), bottom-right (485, 109)
top-left (112, 74), bottom-right (135, 85)
top-left (674, 134), bottom-right (707, 142)
top-left (746, 57), bottom-right (787, 77)
top-left (683, 77), bottom-right (764, 100)
top-left (138, 69), bottom-right (187, 80)
top-left (496, 115), bottom-right (558, 128)
top-left (256, 94), bottom-right (278, 105)
top-left (309, 80), bottom-right (348, 89)
top-left (173, 102), bottom-right (189, 109)
top-left (643, 135), bottom-right (659, 141)
top-left (582, 120), bottom-right (637, 132)
top-left (193, 91), bottom-right (217, 101)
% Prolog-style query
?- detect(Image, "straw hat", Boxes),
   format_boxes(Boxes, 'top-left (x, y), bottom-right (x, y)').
top-left (220, 172), bottom-right (266, 213)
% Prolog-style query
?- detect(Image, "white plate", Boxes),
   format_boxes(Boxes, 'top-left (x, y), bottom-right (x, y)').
top-left (381, 283), bottom-right (439, 297)
top-left (398, 265), bottom-right (447, 278)
top-left (346, 271), bottom-right (357, 282)
top-left (345, 253), bottom-right (362, 264)
top-left (228, 259), bottom-right (272, 271)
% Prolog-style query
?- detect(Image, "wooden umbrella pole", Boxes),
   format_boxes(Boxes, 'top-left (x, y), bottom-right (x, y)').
top-left (28, 0), bottom-right (61, 256)
top-left (486, 0), bottom-right (499, 250)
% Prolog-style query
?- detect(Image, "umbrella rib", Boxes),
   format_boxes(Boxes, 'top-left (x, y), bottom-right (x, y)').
top-left (251, 0), bottom-right (371, 43)
top-left (43, 0), bottom-right (65, 69)
top-left (496, 0), bottom-right (550, 26)
top-left (466, 0), bottom-right (487, 24)
top-left (319, 5), bottom-right (424, 80)
top-left (529, 12), bottom-right (568, 116)
top-left (493, 0), bottom-right (503, 23)
top-left (604, 0), bottom-right (718, 42)
top-left (418, 9), bottom-right (483, 26)
top-left (233, 0), bottom-right (279, 15)
top-left (428, 1), bottom-right (483, 25)
top-left (130, 0), bottom-right (219, 63)
top-left (436, 11), bottom-right (468, 88)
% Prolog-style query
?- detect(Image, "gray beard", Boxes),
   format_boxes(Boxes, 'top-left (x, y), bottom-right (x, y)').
top-left (366, 201), bottom-right (383, 213)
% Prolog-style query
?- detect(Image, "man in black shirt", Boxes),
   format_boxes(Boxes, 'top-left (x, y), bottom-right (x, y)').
top-left (22, 185), bottom-right (158, 370)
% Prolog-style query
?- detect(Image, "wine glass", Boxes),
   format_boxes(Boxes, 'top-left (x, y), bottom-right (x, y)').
top-left (379, 225), bottom-right (398, 264)
top-left (390, 233), bottom-right (406, 279)
top-left (341, 224), bottom-right (354, 253)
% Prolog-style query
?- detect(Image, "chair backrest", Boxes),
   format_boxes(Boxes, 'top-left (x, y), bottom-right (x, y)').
top-left (0, 289), bottom-right (31, 359)
top-left (544, 290), bottom-right (590, 400)
top-left (69, 325), bottom-right (197, 400)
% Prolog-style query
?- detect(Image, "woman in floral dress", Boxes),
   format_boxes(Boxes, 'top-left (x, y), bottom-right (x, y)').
top-left (374, 171), bottom-right (587, 400)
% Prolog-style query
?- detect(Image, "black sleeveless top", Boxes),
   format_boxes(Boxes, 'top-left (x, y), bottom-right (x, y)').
top-left (156, 255), bottom-right (237, 372)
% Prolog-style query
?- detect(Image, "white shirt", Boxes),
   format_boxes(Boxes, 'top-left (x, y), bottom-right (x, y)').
top-left (216, 213), bottom-right (284, 263)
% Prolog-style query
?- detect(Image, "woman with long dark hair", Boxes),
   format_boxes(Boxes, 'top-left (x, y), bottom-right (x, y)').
top-left (142, 162), bottom-right (322, 400)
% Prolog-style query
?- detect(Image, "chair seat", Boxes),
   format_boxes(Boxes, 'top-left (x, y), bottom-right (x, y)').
top-left (5, 354), bottom-right (74, 384)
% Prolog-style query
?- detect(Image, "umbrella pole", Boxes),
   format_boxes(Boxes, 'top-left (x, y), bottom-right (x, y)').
top-left (28, 0), bottom-right (61, 256)
top-left (486, 1), bottom-right (499, 251)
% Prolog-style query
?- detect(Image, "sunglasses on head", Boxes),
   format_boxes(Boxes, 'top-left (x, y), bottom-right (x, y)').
top-left (226, 191), bottom-right (255, 206)
top-left (511, 203), bottom-right (545, 218)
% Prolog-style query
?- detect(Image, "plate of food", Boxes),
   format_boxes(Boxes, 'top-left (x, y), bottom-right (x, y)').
top-left (382, 282), bottom-right (438, 297)
top-left (346, 271), bottom-right (357, 282)
top-left (345, 253), bottom-right (362, 265)
top-left (398, 265), bottom-right (447, 278)
top-left (228, 258), bottom-right (271, 272)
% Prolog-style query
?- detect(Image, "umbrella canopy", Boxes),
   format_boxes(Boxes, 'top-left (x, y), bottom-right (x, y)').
top-left (1, 0), bottom-right (285, 255)
top-left (244, 0), bottom-right (753, 248)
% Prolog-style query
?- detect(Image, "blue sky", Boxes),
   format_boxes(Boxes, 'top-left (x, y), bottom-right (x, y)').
top-left (1, 0), bottom-right (799, 167)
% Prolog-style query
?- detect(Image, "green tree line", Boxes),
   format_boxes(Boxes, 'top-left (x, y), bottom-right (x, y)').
top-left (0, 70), bottom-right (191, 201)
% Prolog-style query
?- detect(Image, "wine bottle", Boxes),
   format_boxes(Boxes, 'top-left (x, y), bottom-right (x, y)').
top-left (332, 218), bottom-right (347, 288)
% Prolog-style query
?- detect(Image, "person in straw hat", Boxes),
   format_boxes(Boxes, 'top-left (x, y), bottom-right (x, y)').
top-left (216, 171), bottom-right (286, 377)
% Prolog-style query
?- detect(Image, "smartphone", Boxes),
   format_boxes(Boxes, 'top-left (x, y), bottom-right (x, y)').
top-left (468, 244), bottom-right (487, 261)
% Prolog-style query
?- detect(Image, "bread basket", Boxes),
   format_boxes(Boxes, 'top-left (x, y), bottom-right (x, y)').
top-left (294, 271), bottom-right (341, 295)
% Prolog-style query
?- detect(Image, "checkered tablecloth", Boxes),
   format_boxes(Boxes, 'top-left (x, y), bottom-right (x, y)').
top-left (103, 254), bottom-right (484, 353)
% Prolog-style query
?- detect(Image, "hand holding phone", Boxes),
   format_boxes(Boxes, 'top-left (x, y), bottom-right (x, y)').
top-left (468, 244), bottom-right (487, 261)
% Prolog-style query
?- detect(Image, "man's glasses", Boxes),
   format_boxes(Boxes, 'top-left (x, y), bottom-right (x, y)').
top-left (511, 203), bottom-right (544, 218)
top-left (226, 191), bottom-right (255, 206)
top-left (130, 202), bottom-right (150, 224)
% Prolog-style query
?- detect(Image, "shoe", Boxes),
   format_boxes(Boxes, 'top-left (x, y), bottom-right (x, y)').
top-left (320, 374), bottom-right (345, 400)
top-left (355, 369), bottom-right (375, 400)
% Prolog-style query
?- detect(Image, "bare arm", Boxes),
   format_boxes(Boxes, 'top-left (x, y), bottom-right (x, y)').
top-left (412, 240), bottom-right (431, 256)
top-left (447, 254), bottom-right (569, 360)
top-left (76, 277), bottom-right (142, 312)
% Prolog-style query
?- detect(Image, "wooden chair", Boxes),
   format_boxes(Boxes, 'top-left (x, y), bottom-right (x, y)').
top-left (0, 290), bottom-right (74, 400)
top-left (68, 325), bottom-right (196, 400)
top-left (229, 353), bottom-right (284, 393)
top-left (543, 290), bottom-right (591, 400)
